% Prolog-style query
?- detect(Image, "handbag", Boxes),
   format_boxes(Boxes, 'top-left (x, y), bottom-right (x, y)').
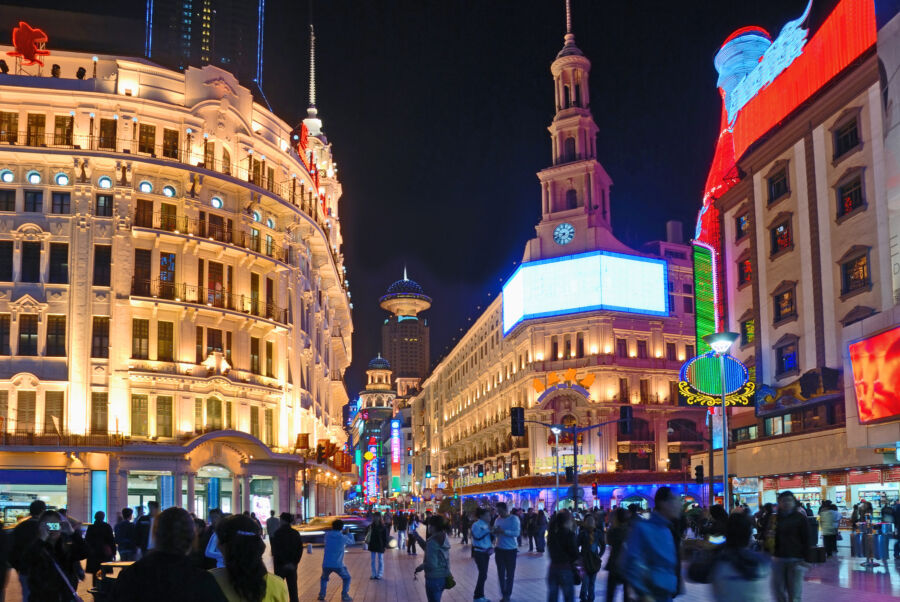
top-left (572, 559), bottom-right (585, 586)
top-left (836, 532), bottom-right (843, 541)
top-left (444, 573), bottom-right (456, 590)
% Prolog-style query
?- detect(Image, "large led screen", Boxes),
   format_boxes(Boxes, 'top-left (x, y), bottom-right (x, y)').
top-left (501, 250), bottom-right (668, 335)
top-left (849, 325), bottom-right (900, 424)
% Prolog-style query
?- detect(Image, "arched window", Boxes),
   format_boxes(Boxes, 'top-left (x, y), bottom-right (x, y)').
top-left (574, 84), bottom-right (582, 107)
top-left (566, 189), bottom-right (578, 210)
top-left (563, 85), bottom-right (570, 108)
top-left (221, 147), bottom-right (232, 175)
top-left (564, 137), bottom-right (576, 162)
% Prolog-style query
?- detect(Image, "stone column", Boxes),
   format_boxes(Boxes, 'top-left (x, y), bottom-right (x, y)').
top-left (186, 472), bottom-right (196, 515)
top-left (172, 471), bottom-right (183, 507)
top-left (655, 415), bottom-right (669, 472)
top-left (232, 475), bottom-right (242, 514)
top-left (241, 474), bottom-right (250, 513)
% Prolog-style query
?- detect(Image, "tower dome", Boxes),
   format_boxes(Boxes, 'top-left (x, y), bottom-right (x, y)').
top-left (367, 354), bottom-right (391, 371)
top-left (379, 268), bottom-right (432, 316)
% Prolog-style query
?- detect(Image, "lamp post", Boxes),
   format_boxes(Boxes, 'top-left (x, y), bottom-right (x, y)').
top-left (551, 427), bottom-right (561, 511)
top-left (703, 331), bottom-right (740, 514)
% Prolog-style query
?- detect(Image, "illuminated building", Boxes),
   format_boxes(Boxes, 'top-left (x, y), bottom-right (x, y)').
top-left (380, 269), bottom-right (431, 391)
top-left (411, 4), bottom-right (705, 510)
top-left (0, 28), bottom-right (354, 523)
top-left (693, 0), bottom-right (900, 512)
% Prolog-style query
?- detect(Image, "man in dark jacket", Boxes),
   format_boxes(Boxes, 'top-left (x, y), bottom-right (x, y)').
top-left (271, 513), bottom-right (303, 602)
top-left (772, 490), bottom-right (811, 602)
top-left (893, 500), bottom-right (900, 559)
top-left (9, 499), bottom-right (45, 600)
top-left (111, 507), bottom-right (226, 602)
top-left (114, 508), bottom-right (138, 561)
top-left (134, 501), bottom-right (159, 557)
top-left (85, 511), bottom-right (117, 585)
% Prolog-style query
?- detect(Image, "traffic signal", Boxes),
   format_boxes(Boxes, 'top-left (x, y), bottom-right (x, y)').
top-left (565, 465), bottom-right (574, 483)
top-left (591, 482), bottom-right (598, 496)
top-left (510, 406), bottom-right (525, 437)
top-left (619, 406), bottom-right (633, 435)
top-left (315, 443), bottom-right (325, 463)
top-left (425, 464), bottom-right (432, 478)
top-left (477, 464), bottom-right (484, 478)
top-left (695, 464), bottom-right (704, 484)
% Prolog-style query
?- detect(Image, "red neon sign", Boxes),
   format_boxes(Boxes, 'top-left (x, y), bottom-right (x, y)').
top-left (7, 21), bottom-right (50, 67)
top-left (849, 326), bottom-right (900, 424)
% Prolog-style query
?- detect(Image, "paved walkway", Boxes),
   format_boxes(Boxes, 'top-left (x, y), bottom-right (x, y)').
top-left (4, 533), bottom-right (900, 601)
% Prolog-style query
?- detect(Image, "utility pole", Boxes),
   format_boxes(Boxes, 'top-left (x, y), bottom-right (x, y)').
top-left (707, 411), bottom-right (715, 507)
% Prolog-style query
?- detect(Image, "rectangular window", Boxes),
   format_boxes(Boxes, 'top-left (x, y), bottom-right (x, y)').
top-left (250, 406), bottom-right (260, 439)
top-left (162, 128), bottom-right (179, 159)
top-left (138, 123), bottom-right (156, 154)
top-left (636, 340), bottom-right (648, 359)
top-left (204, 140), bottom-right (215, 167)
top-left (133, 248), bottom-right (151, 295)
top-left (26, 113), bottom-right (45, 146)
top-left (575, 332), bottom-right (584, 358)
top-left (837, 176), bottom-right (864, 217)
top-left (250, 337), bottom-right (260, 374)
top-left (157, 321), bottom-right (174, 362)
top-left (17, 391), bottom-right (36, 431)
top-left (45, 315), bottom-right (66, 356)
top-left (735, 213), bottom-right (749, 240)
top-left (226, 401), bottom-right (233, 429)
top-left (54, 115), bottom-right (73, 146)
top-left (639, 378), bottom-right (650, 402)
top-left (767, 168), bottom-right (789, 202)
top-left (683, 296), bottom-right (694, 314)
top-left (776, 343), bottom-right (799, 375)
top-left (90, 392), bottom-right (108, 433)
top-left (225, 331), bottom-right (232, 364)
top-left (0, 111), bottom-right (18, 144)
top-left (98, 118), bottom-right (117, 150)
top-left (44, 391), bottom-right (64, 433)
top-left (91, 317), bottom-right (109, 358)
top-left (132, 318), bottom-right (149, 359)
top-left (156, 396), bottom-right (173, 438)
top-left (0, 391), bottom-right (6, 427)
top-left (740, 319), bottom-right (755, 346)
top-left (266, 340), bottom-right (274, 377)
top-left (666, 342), bottom-right (676, 361)
top-left (135, 199), bottom-right (153, 228)
top-left (770, 220), bottom-right (792, 255)
top-left (194, 397), bottom-right (203, 430)
top-left (48, 243), bottom-right (69, 284)
top-left (0, 241), bottom-right (12, 281)
top-left (206, 328), bottom-right (223, 355)
top-left (616, 338), bottom-right (628, 357)
top-left (685, 344), bottom-right (695, 359)
top-left (774, 289), bottom-right (796, 323)
top-left (93, 245), bottom-right (111, 287)
top-left (207, 398), bottom-right (222, 430)
top-left (51, 192), bottom-right (70, 214)
top-left (158, 252), bottom-right (176, 299)
top-left (0, 314), bottom-right (9, 355)
top-left (21, 242), bottom-right (41, 282)
top-left (159, 202), bottom-right (177, 232)
top-left (0, 189), bottom-right (15, 211)
top-left (834, 118), bottom-right (860, 159)
top-left (841, 254), bottom-right (870, 294)
top-left (264, 408), bottom-right (274, 445)
top-left (131, 394), bottom-right (148, 436)
top-left (618, 377), bottom-right (629, 401)
top-left (18, 315), bottom-right (38, 355)
top-left (24, 190), bottom-right (42, 213)
top-left (737, 258), bottom-right (752, 286)
top-left (95, 194), bottom-right (113, 217)
top-left (196, 326), bottom-right (203, 364)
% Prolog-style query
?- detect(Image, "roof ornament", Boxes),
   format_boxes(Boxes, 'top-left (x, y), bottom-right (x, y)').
top-left (565, 0), bottom-right (572, 35)
top-left (403, 265), bottom-right (408, 281)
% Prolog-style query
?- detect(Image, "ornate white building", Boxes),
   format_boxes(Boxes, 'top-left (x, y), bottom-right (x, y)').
top-left (0, 37), bottom-right (353, 523)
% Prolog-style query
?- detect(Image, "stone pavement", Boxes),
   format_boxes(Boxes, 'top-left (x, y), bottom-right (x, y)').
top-left (4, 534), bottom-right (900, 601)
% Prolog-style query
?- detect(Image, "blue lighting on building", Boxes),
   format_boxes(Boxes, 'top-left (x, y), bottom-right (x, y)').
top-left (502, 250), bottom-right (668, 335)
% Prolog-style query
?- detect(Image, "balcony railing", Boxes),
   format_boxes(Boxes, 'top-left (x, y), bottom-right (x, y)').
top-left (134, 212), bottom-right (289, 263)
top-left (131, 278), bottom-right (288, 324)
top-left (1, 429), bottom-right (125, 447)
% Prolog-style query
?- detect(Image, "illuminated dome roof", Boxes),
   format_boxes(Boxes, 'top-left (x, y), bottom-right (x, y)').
top-left (386, 278), bottom-right (426, 296)
top-left (379, 268), bottom-right (432, 316)
top-left (368, 354), bottom-right (391, 371)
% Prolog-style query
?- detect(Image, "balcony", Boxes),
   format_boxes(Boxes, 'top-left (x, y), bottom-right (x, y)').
top-left (1, 429), bottom-right (125, 447)
top-left (131, 278), bottom-right (288, 325)
top-left (133, 211), bottom-right (290, 264)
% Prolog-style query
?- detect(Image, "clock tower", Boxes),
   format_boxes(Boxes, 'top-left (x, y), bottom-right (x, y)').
top-left (523, 0), bottom-right (629, 262)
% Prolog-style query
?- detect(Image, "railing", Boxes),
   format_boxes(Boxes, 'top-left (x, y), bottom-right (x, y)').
top-left (134, 212), bottom-right (290, 263)
top-left (131, 278), bottom-right (289, 324)
top-left (1, 429), bottom-right (125, 447)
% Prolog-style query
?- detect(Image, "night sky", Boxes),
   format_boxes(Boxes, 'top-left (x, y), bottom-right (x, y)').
top-left (3, 0), bottom-right (840, 398)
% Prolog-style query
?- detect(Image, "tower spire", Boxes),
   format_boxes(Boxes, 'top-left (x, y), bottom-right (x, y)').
top-left (565, 0), bottom-right (572, 35)
top-left (403, 265), bottom-right (408, 281)
top-left (308, 23), bottom-right (316, 109)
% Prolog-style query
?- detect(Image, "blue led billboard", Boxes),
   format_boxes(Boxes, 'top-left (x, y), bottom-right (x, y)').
top-left (502, 250), bottom-right (668, 334)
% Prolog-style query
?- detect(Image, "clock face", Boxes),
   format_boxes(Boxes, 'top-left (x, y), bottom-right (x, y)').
top-left (553, 222), bottom-right (575, 245)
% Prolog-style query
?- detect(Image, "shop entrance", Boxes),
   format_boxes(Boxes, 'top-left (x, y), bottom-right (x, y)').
top-left (0, 469), bottom-right (67, 526)
top-left (196, 465), bottom-right (234, 519)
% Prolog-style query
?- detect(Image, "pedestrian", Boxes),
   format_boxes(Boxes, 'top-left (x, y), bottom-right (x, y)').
top-left (492, 502), bottom-right (520, 602)
top-left (407, 514), bottom-right (420, 555)
top-left (205, 508), bottom-right (227, 568)
top-left (250, 512), bottom-right (263, 532)
top-left (317, 520), bottom-right (354, 602)
top-left (266, 510), bottom-right (281, 540)
top-left (366, 513), bottom-right (388, 580)
top-left (415, 515), bottom-right (452, 602)
top-left (135, 500), bottom-right (160, 556)
top-left (818, 501), bottom-right (841, 558)
top-left (271, 513), bottom-right (303, 602)
top-left (771, 491), bottom-right (812, 602)
top-left (460, 512), bottom-right (470, 545)
top-left (893, 499), bottom-right (900, 559)
top-left (534, 509), bottom-right (548, 554)
top-left (9, 499), bottom-right (46, 600)
top-left (622, 486), bottom-right (682, 602)
top-left (210, 513), bottom-right (289, 602)
top-left (20, 510), bottom-right (86, 602)
top-left (114, 508), bottom-right (139, 561)
top-left (687, 511), bottom-right (771, 602)
top-left (603, 508), bottom-right (628, 602)
top-left (0, 520), bottom-right (9, 602)
top-left (111, 506), bottom-right (227, 602)
top-left (85, 510), bottom-right (117, 586)
top-left (804, 503), bottom-right (813, 517)
top-left (547, 511), bottom-right (579, 602)
top-left (471, 507), bottom-right (494, 602)
top-left (524, 509), bottom-right (536, 552)
top-left (576, 514), bottom-right (604, 602)
top-left (396, 512), bottom-right (409, 550)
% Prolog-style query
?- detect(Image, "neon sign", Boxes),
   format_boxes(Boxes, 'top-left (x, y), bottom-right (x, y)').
top-left (390, 419), bottom-right (401, 464)
top-left (7, 21), bottom-right (50, 67)
top-left (692, 243), bottom-right (719, 353)
top-left (679, 351), bottom-right (754, 407)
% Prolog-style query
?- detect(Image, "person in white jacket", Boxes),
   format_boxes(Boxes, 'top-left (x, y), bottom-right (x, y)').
top-left (818, 501), bottom-right (841, 558)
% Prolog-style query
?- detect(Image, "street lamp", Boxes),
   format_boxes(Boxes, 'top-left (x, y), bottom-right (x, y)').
top-left (551, 426), bottom-right (561, 511)
top-left (703, 331), bottom-right (740, 513)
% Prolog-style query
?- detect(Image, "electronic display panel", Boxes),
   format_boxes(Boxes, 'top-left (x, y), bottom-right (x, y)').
top-left (502, 250), bottom-right (668, 334)
top-left (849, 325), bottom-right (900, 424)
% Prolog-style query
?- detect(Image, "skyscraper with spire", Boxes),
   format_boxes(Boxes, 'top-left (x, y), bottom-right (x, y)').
top-left (379, 269), bottom-right (431, 393)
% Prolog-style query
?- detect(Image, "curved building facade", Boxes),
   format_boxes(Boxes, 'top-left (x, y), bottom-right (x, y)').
top-left (0, 44), bottom-right (353, 522)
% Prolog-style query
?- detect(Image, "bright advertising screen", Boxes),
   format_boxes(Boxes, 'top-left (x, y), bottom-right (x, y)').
top-left (849, 325), bottom-right (900, 424)
top-left (502, 250), bottom-right (668, 334)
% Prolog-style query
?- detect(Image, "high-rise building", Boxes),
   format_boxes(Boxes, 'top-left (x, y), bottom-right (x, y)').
top-left (380, 270), bottom-right (431, 393)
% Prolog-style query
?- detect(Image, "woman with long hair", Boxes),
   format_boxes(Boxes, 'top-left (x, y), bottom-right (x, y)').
top-left (415, 516), bottom-right (452, 602)
top-left (603, 508), bottom-right (628, 602)
top-left (547, 510), bottom-right (579, 602)
top-left (366, 513), bottom-right (388, 580)
top-left (211, 513), bottom-right (289, 602)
